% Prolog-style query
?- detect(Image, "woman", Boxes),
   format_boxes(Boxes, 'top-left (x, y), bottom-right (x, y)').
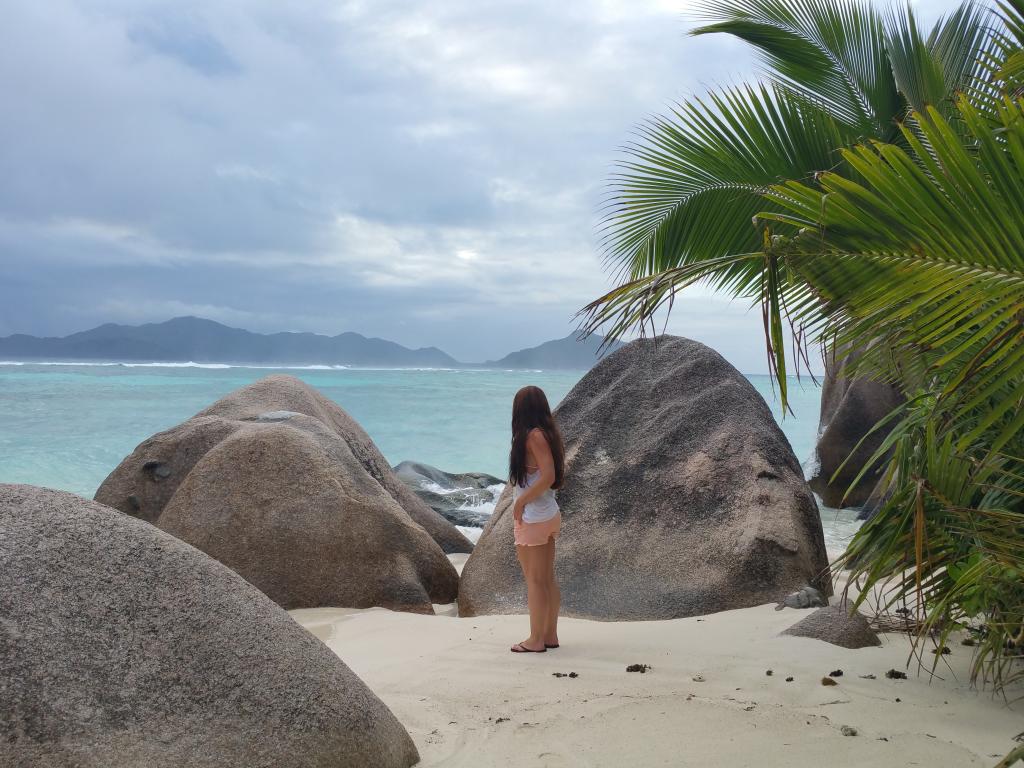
top-left (508, 385), bottom-right (565, 654)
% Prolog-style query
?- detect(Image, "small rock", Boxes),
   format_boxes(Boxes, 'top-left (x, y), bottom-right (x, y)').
top-left (895, 698), bottom-right (901, 703)
top-left (692, 674), bottom-right (705, 682)
top-left (775, 585), bottom-right (827, 611)
top-left (785, 676), bottom-right (793, 682)
top-left (766, 669), bottom-right (773, 676)
top-left (626, 664), bottom-right (650, 673)
top-left (885, 669), bottom-right (907, 680)
top-left (782, 605), bottom-right (881, 649)
top-left (859, 674), bottom-right (876, 680)
top-left (821, 677), bottom-right (838, 686)
top-left (829, 669), bottom-right (843, 677)
top-left (841, 725), bottom-right (858, 737)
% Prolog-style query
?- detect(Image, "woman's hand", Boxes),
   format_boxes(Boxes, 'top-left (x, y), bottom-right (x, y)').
top-left (513, 497), bottom-right (526, 523)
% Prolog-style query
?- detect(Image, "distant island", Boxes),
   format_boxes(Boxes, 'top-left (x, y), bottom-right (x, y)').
top-left (485, 333), bottom-right (621, 370)
top-left (0, 316), bottom-right (620, 370)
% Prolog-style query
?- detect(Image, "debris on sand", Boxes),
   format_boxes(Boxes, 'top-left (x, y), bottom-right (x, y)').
top-left (885, 669), bottom-right (908, 680)
top-left (821, 677), bottom-right (838, 686)
top-left (691, 673), bottom-right (705, 682)
top-left (626, 664), bottom-right (651, 673)
top-left (766, 669), bottom-right (773, 676)
top-left (552, 672), bottom-right (579, 679)
top-left (860, 674), bottom-right (876, 679)
top-left (841, 725), bottom-right (858, 737)
top-left (932, 646), bottom-right (951, 655)
top-left (785, 677), bottom-right (794, 682)
top-left (828, 669), bottom-right (843, 677)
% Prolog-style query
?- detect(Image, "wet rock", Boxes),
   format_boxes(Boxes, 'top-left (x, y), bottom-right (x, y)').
top-left (393, 460), bottom-right (504, 528)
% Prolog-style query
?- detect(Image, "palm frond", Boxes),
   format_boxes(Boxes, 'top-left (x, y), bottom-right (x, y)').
top-left (601, 84), bottom-right (853, 296)
top-left (692, 0), bottom-right (898, 133)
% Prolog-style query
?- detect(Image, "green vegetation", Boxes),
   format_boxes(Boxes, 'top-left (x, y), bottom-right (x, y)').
top-left (581, 0), bottom-right (1024, 702)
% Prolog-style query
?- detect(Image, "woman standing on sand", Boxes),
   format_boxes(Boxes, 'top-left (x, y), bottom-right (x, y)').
top-left (508, 385), bottom-right (565, 654)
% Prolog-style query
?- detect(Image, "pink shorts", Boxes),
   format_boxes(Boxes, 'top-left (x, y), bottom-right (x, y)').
top-left (514, 513), bottom-right (561, 547)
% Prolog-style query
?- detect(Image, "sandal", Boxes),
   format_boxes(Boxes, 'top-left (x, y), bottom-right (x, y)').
top-left (510, 642), bottom-right (547, 653)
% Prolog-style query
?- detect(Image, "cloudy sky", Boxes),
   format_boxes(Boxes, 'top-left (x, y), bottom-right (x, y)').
top-left (1, 0), bottom-right (963, 370)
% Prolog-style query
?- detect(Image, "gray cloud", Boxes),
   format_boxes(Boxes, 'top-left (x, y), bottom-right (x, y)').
top-left (1, 0), bottom-right (963, 369)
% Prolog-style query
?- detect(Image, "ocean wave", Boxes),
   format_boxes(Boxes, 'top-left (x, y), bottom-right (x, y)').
top-left (0, 360), bottom-right (504, 372)
top-left (122, 361), bottom-right (234, 369)
top-left (456, 525), bottom-right (483, 544)
top-left (0, 360), bottom-right (357, 370)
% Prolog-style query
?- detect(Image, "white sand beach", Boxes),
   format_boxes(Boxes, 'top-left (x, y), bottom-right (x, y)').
top-left (292, 560), bottom-right (1022, 767)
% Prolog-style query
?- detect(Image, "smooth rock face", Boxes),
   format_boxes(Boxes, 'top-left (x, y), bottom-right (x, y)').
top-left (782, 604), bottom-right (882, 649)
top-left (95, 375), bottom-right (465, 613)
top-left (459, 336), bottom-right (831, 621)
top-left (809, 349), bottom-right (903, 508)
top-left (393, 460), bottom-right (504, 528)
top-left (0, 484), bottom-right (419, 768)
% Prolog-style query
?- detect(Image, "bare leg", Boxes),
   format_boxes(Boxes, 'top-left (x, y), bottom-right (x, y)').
top-left (514, 544), bottom-right (549, 651)
top-left (542, 538), bottom-right (560, 646)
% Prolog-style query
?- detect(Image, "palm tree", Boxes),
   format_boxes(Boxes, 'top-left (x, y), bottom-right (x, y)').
top-left (589, 0), bottom-right (991, 398)
top-left (581, 0), bottom-right (1024, 698)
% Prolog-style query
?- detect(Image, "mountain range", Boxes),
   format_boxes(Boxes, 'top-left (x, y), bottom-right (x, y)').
top-left (0, 316), bottom-right (622, 370)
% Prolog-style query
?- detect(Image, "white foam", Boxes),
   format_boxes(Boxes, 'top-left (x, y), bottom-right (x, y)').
top-left (0, 360), bottom-right (353, 370)
top-left (121, 361), bottom-right (233, 369)
top-left (421, 482), bottom-right (505, 514)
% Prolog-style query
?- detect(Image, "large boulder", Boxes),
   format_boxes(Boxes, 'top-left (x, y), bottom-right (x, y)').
top-left (0, 484), bottom-right (419, 768)
top-left (96, 375), bottom-right (466, 613)
top-left (459, 336), bottom-right (831, 621)
top-left (393, 460), bottom-right (504, 528)
top-left (782, 604), bottom-right (882, 649)
top-left (808, 349), bottom-right (903, 509)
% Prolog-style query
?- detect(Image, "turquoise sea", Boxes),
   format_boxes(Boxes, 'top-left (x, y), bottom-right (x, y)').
top-left (0, 362), bottom-right (861, 554)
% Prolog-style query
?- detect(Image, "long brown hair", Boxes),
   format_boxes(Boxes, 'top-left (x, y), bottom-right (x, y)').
top-left (509, 385), bottom-right (565, 489)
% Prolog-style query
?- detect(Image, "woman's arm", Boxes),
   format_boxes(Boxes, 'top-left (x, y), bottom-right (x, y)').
top-left (513, 429), bottom-right (556, 522)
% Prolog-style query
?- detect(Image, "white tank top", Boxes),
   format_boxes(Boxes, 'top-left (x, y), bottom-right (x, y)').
top-left (513, 469), bottom-right (560, 523)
